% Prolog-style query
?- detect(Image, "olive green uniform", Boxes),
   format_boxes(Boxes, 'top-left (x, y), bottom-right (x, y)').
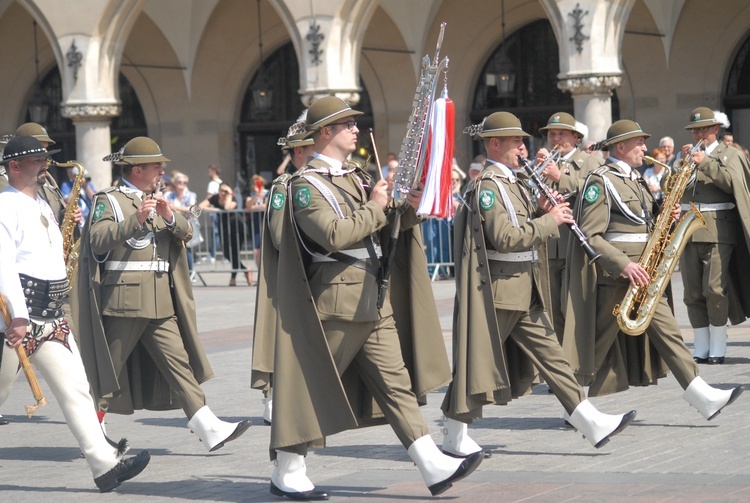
top-left (564, 161), bottom-right (697, 395)
top-left (442, 162), bottom-right (585, 422)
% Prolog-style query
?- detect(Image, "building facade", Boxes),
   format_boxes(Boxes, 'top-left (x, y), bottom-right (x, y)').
top-left (1, 0), bottom-right (749, 192)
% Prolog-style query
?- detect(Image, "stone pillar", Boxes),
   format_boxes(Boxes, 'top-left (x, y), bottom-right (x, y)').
top-left (557, 74), bottom-right (622, 143)
top-left (60, 103), bottom-right (121, 189)
top-left (540, 0), bottom-right (635, 142)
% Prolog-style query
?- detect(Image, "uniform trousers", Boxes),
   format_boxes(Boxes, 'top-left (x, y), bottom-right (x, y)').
top-left (279, 313), bottom-right (429, 455)
top-left (680, 241), bottom-right (733, 328)
top-left (494, 301), bottom-right (585, 414)
top-left (595, 284), bottom-right (699, 391)
top-left (0, 322), bottom-right (119, 475)
top-left (548, 257), bottom-right (566, 343)
top-left (102, 315), bottom-right (206, 418)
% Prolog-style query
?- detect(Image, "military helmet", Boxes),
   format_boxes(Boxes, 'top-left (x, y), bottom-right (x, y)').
top-left (15, 122), bottom-right (55, 145)
top-left (104, 136), bottom-right (170, 165)
top-left (600, 120), bottom-right (650, 148)
top-left (1, 135), bottom-right (60, 165)
top-left (538, 112), bottom-right (586, 137)
top-left (467, 112), bottom-right (530, 139)
top-left (685, 107), bottom-right (720, 130)
top-left (305, 96), bottom-right (362, 132)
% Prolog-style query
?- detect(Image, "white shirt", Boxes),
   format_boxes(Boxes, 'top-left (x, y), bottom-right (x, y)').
top-left (0, 188), bottom-right (66, 328)
top-left (487, 159), bottom-right (517, 182)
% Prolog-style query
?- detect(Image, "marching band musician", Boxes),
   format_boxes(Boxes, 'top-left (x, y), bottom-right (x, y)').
top-left (72, 137), bottom-right (251, 452)
top-left (535, 112), bottom-right (601, 342)
top-left (563, 120), bottom-right (743, 419)
top-left (678, 108), bottom-right (750, 364)
top-left (251, 113), bottom-right (315, 425)
top-left (441, 112), bottom-right (636, 458)
top-left (257, 96), bottom-right (482, 500)
top-left (0, 135), bottom-right (150, 492)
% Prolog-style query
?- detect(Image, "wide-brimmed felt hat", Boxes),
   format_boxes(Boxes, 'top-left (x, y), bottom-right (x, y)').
top-left (539, 112), bottom-right (586, 137)
top-left (1, 135), bottom-right (60, 165)
top-left (15, 122), bottom-right (56, 145)
top-left (684, 107), bottom-right (721, 130)
top-left (466, 112), bottom-right (530, 139)
top-left (278, 119), bottom-right (314, 150)
top-left (103, 136), bottom-right (170, 165)
top-left (305, 96), bottom-right (362, 132)
top-left (599, 120), bottom-right (650, 148)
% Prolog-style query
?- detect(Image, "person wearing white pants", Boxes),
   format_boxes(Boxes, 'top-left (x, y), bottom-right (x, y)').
top-left (0, 135), bottom-right (150, 492)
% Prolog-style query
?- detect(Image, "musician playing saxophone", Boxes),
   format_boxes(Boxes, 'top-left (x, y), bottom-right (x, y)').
top-left (534, 112), bottom-right (601, 343)
top-left (678, 108), bottom-right (750, 365)
top-left (563, 120), bottom-right (742, 420)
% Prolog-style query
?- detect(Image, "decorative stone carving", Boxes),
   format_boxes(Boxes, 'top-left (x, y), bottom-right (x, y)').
top-left (66, 40), bottom-right (83, 82)
top-left (557, 74), bottom-right (622, 97)
top-left (568, 3), bottom-right (589, 55)
top-left (306, 21), bottom-right (324, 66)
top-left (60, 103), bottom-right (121, 121)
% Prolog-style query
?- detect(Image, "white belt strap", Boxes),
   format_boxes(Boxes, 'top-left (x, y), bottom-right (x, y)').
top-left (105, 260), bottom-right (170, 272)
top-left (680, 202), bottom-right (735, 212)
top-left (604, 232), bottom-right (649, 243)
top-left (486, 250), bottom-right (538, 262)
top-left (310, 246), bottom-right (382, 263)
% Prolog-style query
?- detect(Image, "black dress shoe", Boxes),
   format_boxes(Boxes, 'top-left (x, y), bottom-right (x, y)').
top-left (94, 450), bottom-right (150, 493)
top-left (209, 419), bottom-right (252, 452)
top-left (442, 449), bottom-right (492, 459)
top-left (595, 410), bottom-right (637, 449)
top-left (428, 450), bottom-right (484, 496)
top-left (694, 356), bottom-right (709, 364)
top-left (708, 356), bottom-right (725, 365)
top-left (270, 481), bottom-right (329, 500)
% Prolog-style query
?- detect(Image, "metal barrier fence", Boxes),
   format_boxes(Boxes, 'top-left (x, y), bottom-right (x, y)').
top-left (187, 208), bottom-right (455, 284)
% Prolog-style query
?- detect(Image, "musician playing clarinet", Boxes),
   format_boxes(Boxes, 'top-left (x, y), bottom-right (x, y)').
top-left (73, 137), bottom-right (251, 452)
top-left (0, 135), bottom-right (150, 492)
top-left (441, 112), bottom-right (636, 457)
top-left (255, 96), bottom-right (481, 500)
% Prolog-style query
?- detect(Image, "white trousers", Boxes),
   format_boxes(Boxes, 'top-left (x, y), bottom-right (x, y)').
top-left (0, 323), bottom-right (118, 477)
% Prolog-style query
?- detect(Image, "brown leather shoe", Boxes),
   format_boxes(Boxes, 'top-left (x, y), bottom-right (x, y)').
top-left (229, 278), bottom-right (237, 286)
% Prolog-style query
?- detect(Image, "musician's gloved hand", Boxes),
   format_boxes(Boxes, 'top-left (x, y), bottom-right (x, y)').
top-left (370, 179), bottom-right (388, 211)
top-left (4, 317), bottom-right (29, 348)
top-left (623, 261), bottom-right (650, 288)
top-left (406, 183), bottom-right (424, 210)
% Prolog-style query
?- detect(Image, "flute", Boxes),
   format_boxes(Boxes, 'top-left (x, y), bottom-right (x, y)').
top-left (518, 155), bottom-right (601, 264)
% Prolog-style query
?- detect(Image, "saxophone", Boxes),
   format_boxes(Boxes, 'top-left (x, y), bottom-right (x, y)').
top-left (54, 160), bottom-right (86, 283)
top-left (613, 141), bottom-right (707, 335)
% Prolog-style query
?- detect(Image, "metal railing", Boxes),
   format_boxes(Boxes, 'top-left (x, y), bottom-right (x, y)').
top-left (186, 209), bottom-right (456, 284)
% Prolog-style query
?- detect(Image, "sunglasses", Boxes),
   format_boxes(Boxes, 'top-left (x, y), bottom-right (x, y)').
top-left (174, 180), bottom-right (187, 185)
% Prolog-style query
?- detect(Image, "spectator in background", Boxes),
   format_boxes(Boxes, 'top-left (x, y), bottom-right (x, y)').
top-left (200, 183), bottom-right (250, 286)
top-left (202, 163), bottom-right (222, 263)
top-left (166, 171), bottom-right (198, 275)
top-left (643, 148), bottom-right (668, 202)
top-left (245, 174), bottom-right (269, 284)
top-left (659, 136), bottom-right (676, 165)
top-left (61, 165), bottom-right (97, 223)
top-left (723, 132), bottom-right (734, 146)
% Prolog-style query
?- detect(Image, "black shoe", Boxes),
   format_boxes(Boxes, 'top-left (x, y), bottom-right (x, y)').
top-left (209, 419), bottom-right (252, 452)
top-left (428, 450), bottom-right (484, 496)
top-left (708, 356), bottom-right (725, 365)
top-left (694, 357), bottom-right (709, 364)
top-left (442, 449), bottom-right (492, 459)
top-left (94, 450), bottom-right (150, 493)
top-left (0, 417), bottom-right (8, 426)
top-left (595, 410), bottom-right (637, 449)
top-left (270, 481), bottom-right (329, 500)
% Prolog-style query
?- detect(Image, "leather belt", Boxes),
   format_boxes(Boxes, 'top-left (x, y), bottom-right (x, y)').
top-left (604, 232), bottom-right (649, 243)
top-left (19, 274), bottom-right (69, 321)
top-left (311, 245), bottom-right (382, 263)
top-left (486, 250), bottom-right (538, 262)
top-left (105, 260), bottom-right (170, 272)
top-left (680, 202), bottom-right (735, 212)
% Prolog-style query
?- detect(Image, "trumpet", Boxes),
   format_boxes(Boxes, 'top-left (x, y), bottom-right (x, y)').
top-left (532, 145), bottom-right (562, 177)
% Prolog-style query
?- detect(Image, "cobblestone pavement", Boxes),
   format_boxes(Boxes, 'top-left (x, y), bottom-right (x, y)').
top-left (2, 274), bottom-right (750, 502)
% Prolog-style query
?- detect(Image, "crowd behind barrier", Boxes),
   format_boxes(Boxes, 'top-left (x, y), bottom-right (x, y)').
top-left (187, 207), bottom-right (456, 284)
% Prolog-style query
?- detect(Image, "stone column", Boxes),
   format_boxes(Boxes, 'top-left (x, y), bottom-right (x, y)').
top-left (557, 74), bottom-right (623, 143)
top-left (60, 103), bottom-right (121, 189)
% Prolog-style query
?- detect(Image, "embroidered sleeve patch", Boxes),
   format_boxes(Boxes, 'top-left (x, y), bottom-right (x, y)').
top-left (93, 201), bottom-right (106, 221)
top-left (479, 189), bottom-right (495, 210)
top-left (584, 185), bottom-right (600, 203)
top-left (271, 192), bottom-right (285, 210)
top-left (294, 187), bottom-right (311, 208)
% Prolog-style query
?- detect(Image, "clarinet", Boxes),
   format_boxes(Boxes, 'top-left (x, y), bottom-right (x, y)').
top-left (518, 155), bottom-right (601, 264)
